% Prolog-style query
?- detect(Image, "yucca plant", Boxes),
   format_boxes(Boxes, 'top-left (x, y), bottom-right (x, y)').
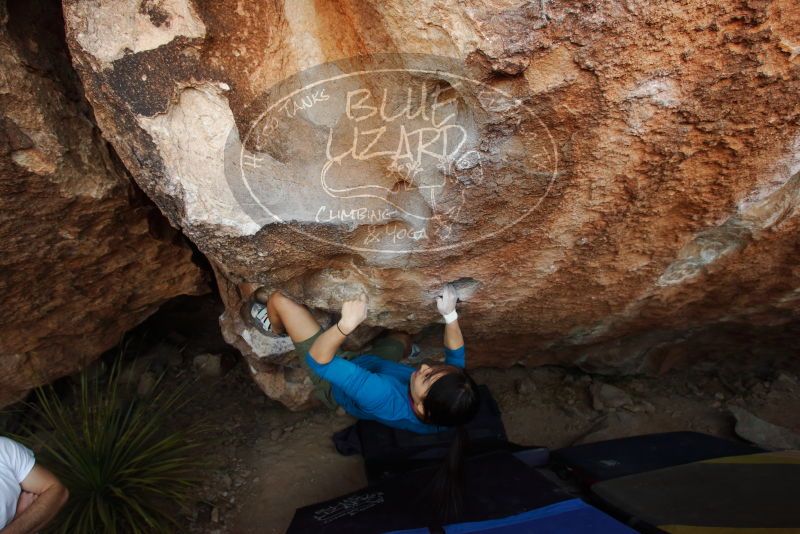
top-left (16, 358), bottom-right (210, 533)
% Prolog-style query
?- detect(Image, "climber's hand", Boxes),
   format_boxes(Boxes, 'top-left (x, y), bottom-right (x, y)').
top-left (436, 283), bottom-right (458, 317)
top-left (339, 293), bottom-right (368, 335)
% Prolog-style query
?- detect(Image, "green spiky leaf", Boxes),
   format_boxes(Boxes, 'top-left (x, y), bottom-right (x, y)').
top-left (12, 356), bottom-right (212, 534)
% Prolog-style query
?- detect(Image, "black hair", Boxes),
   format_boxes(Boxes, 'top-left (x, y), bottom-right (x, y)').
top-left (421, 367), bottom-right (480, 427)
top-left (420, 368), bottom-right (480, 523)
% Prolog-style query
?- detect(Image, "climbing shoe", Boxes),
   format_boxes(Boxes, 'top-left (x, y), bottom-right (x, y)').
top-left (406, 343), bottom-right (423, 363)
top-left (241, 299), bottom-right (278, 337)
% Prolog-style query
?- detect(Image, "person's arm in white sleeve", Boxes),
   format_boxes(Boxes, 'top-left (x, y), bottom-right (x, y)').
top-left (1, 465), bottom-right (68, 534)
top-left (0, 438), bottom-right (69, 534)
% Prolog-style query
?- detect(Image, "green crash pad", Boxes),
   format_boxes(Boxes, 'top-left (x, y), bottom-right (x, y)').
top-left (591, 451), bottom-right (800, 533)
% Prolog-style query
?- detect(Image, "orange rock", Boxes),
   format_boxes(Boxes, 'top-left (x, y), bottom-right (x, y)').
top-left (61, 0), bottom-right (800, 408)
top-left (0, 1), bottom-right (206, 407)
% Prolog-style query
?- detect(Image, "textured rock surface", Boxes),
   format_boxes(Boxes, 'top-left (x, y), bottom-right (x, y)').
top-left (731, 406), bottom-right (800, 449)
top-left (0, 0), bottom-right (206, 407)
top-left (63, 0), bottom-right (799, 408)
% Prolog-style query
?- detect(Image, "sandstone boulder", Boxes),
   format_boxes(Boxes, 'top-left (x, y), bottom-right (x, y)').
top-left (0, 0), bottom-right (206, 407)
top-left (62, 0), bottom-right (800, 408)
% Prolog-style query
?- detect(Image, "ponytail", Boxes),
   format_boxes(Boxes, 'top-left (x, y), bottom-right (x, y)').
top-left (429, 425), bottom-right (469, 523)
top-left (419, 368), bottom-right (480, 524)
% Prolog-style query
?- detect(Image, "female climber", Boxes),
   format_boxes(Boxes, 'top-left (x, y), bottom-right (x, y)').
top-left (244, 284), bottom-right (480, 518)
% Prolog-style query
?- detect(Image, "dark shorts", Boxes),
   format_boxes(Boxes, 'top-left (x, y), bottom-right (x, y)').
top-left (296, 329), bottom-right (407, 409)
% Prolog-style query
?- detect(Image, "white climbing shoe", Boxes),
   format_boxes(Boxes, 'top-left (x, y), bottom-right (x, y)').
top-left (241, 299), bottom-right (282, 338)
top-left (250, 301), bottom-right (272, 334)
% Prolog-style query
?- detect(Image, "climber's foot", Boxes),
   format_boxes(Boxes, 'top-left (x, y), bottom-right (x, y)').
top-left (242, 299), bottom-right (286, 338)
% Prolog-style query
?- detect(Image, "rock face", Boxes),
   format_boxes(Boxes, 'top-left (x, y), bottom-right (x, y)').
top-left (0, 0), bottom-right (206, 407)
top-left (63, 0), bottom-right (799, 409)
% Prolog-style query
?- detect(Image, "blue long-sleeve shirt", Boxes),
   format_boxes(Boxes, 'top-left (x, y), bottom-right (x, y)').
top-left (305, 345), bottom-right (466, 434)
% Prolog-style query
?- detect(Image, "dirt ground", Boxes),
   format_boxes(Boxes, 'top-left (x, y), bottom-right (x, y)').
top-left (162, 346), bottom-right (800, 534)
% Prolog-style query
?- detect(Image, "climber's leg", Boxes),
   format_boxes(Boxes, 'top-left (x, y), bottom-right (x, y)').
top-left (388, 331), bottom-right (412, 358)
top-left (265, 291), bottom-right (343, 409)
top-left (265, 291), bottom-right (321, 343)
top-left (368, 331), bottom-right (412, 362)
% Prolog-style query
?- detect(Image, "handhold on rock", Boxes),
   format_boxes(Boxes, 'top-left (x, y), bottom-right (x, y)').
top-left (730, 406), bottom-right (800, 450)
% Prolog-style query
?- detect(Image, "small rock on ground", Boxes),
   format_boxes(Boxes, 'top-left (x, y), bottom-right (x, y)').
top-left (730, 406), bottom-right (800, 450)
top-left (591, 383), bottom-right (633, 411)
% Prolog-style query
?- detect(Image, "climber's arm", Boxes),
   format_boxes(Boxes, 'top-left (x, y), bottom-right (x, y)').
top-left (305, 354), bottom-right (396, 411)
top-left (443, 321), bottom-right (465, 368)
top-left (306, 326), bottom-right (347, 366)
top-left (437, 284), bottom-right (465, 367)
top-left (444, 320), bottom-right (464, 351)
top-left (307, 294), bottom-right (368, 365)
top-left (305, 294), bottom-right (398, 410)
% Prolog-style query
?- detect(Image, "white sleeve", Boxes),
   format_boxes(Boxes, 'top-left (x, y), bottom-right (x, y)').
top-left (0, 437), bottom-right (35, 483)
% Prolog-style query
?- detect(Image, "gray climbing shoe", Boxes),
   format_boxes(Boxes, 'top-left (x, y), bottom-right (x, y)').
top-left (241, 300), bottom-right (281, 337)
